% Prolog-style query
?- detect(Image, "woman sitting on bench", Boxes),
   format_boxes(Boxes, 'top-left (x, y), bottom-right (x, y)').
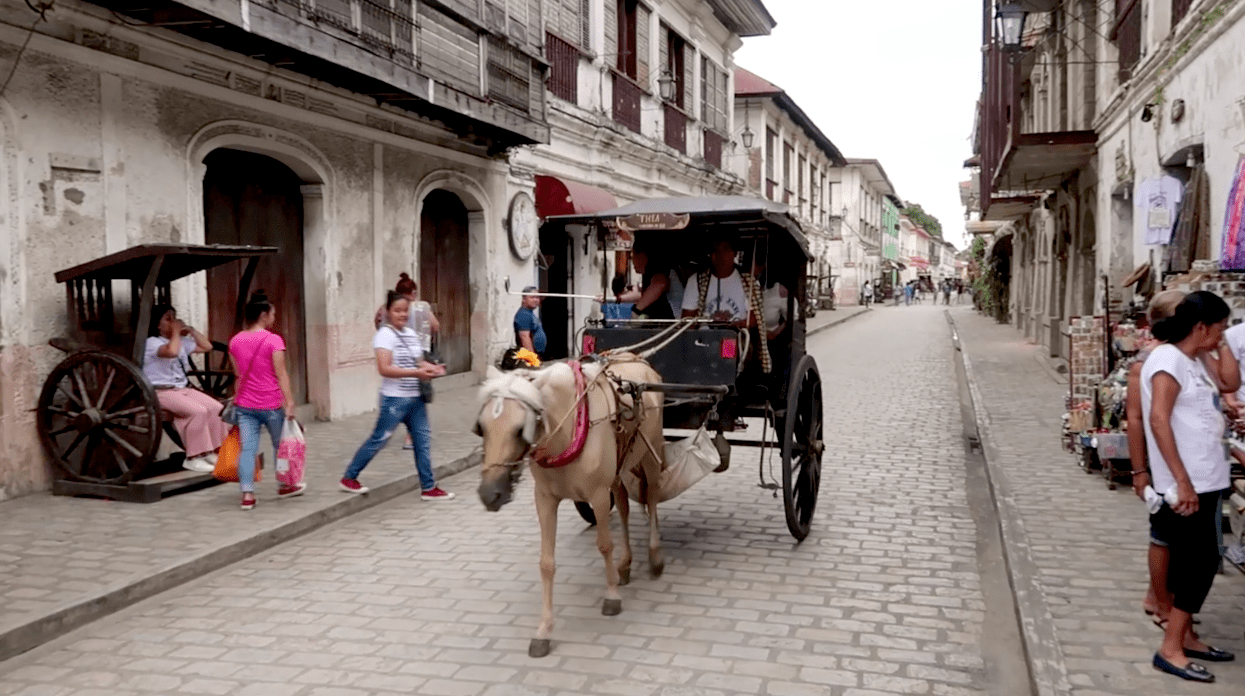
top-left (142, 305), bottom-right (230, 473)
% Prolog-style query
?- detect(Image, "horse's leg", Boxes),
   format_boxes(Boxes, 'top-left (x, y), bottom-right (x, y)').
top-left (593, 489), bottom-right (623, 616)
top-left (644, 455), bottom-right (664, 579)
top-left (529, 488), bottom-right (559, 658)
top-left (614, 479), bottom-right (632, 586)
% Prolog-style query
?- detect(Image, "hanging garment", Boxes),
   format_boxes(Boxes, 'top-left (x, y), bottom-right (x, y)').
top-left (1223, 157), bottom-right (1245, 271)
top-left (1138, 175), bottom-right (1184, 246)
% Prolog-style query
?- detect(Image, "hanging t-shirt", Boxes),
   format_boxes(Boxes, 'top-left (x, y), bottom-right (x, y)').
top-left (1140, 343), bottom-right (1229, 495)
top-left (682, 270), bottom-right (748, 321)
top-left (1137, 175), bottom-right (1184, 245)
top-left (143, 336), bottom-right (194, 388)
top-left (375, 326), bottom-right (423, 398)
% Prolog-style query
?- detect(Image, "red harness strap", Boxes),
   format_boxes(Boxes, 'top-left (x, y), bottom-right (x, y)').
top-left (535, 361), bottom-right (590, 469)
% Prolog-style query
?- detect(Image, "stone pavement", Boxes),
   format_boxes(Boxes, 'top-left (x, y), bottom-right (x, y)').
top-left (0, 382), bottom-right (485, 663)
top-left (0, 305), bottom-right (1008, 695)
top-left (954, 308), bottom-right (1245, 696)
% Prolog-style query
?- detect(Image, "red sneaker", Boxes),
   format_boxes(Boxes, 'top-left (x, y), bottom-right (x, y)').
top-left (278, 482), bottom-right (307, 499)
top-left (339, 478), bottom-right (369, 494)
top-left (420, 487), bottom-right (455, 500)
top-left (240, 494), bottom-right (256, 511)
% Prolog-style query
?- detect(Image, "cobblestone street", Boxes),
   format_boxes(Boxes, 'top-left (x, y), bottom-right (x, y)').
top-left (0, 305), bottom-right (1005, 696)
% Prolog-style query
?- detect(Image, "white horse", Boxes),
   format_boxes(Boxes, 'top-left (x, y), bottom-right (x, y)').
top-left (474, 355), bottom-right (664, 658)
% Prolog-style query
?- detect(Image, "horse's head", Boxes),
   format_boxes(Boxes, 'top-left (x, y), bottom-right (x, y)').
top-left (474, 367), bottom-right (543, 511)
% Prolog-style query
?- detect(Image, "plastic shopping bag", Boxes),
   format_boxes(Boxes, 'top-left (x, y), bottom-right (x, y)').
top-left (276, 418), bottom-right (306, 487)
top-left (621, 427), bottom-right (718, 504)
top-left (213, 426), bottom-right (262, 483)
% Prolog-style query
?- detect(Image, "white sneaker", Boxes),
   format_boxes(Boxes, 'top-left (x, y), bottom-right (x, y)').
top-left (183, 456), bottom-right (214, 473)
top-left (206, 453), bottom-right (219, 465)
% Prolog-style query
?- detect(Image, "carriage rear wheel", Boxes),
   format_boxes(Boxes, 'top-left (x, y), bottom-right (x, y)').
top-left (782, 355), bottom-right (823, 541)
top-left (186, 340), bottom-right (235, 399)
top-left (37, 351), bottom-right (162, 485)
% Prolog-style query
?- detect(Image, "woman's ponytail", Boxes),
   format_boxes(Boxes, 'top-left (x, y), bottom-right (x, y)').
top-left (244, 289), bottom-right (273, 325)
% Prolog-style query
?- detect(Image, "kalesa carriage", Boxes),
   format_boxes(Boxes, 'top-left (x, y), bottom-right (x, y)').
top-left (474, 196), bottom-right (825, 658)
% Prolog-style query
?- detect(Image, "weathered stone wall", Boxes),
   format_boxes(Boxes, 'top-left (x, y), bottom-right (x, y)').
top-left (1068, 315), bottom-right (1106, 407)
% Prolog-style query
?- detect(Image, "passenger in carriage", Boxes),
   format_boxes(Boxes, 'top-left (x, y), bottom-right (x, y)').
top-left (680, 236), bottom-right (771, 376)
top-left (142, 305), bottom-right (230, 473)
top-left (615, 239), bottom-right (675, 320)
top-left (749, 244), bottom-right (790, 341)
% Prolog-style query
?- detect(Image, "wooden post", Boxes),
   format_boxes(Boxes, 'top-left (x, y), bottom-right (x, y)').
top-left (235, 256), bottom-right (260, 331)
top-left (131, 255), bottom-right (164, 365)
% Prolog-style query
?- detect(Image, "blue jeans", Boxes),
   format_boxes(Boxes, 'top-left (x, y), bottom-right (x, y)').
top-left (344, 395), bottom-right (435, 490)
top-left (237, 406), bottom-right (285, 493)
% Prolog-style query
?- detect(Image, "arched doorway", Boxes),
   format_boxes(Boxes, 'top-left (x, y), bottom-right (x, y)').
top-left (203, 149), bottom-right (308, 404)
top-left (420, 190), bottom-right (471, 374)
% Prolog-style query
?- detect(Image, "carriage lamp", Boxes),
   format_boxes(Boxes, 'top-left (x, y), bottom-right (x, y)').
top-left (720, 337), bottom-right (738, 359)
top-left (740, 125), bottom-right (755, 149)
top-left (997, 3), bottom-right (1028, 50)
top-left (582, 334), bottom-right (597, 355)
top-left (658, 70), bottom-right (676, 101)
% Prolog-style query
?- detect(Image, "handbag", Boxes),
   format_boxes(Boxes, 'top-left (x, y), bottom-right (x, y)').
top-left (220, 335), bottom-right (271, 425)
top-left (212, 425), bottom-right (262, 482)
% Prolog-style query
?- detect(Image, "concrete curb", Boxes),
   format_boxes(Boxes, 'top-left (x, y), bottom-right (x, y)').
top-left (0, 453), bottom-right (481, 663)
top-left (946, 313), bottom-right (1073, 696)
top-left (807, 306), bottom-right (871, 337)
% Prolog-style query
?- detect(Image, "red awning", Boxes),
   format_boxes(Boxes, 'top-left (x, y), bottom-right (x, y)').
top-left (535, 175), bottom-right (618, 219)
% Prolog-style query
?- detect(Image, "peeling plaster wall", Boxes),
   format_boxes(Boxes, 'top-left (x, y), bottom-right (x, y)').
top-left (0, 9), bottom-right (509, 496)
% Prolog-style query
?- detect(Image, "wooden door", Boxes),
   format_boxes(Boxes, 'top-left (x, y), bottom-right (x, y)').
top-left (420, 190), bottom-right (471, 374)
top-left (538, 225), bottom-right (571, 360)
top-left (203, 149), bottom-right (307, 404)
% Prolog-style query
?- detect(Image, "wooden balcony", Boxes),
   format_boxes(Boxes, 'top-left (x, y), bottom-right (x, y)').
top-left (663, 103), bottom-right (688, 154)
top-left (117, 0), bottom-right (550, 147)
top-left (545, 31), bottom-right (579, 104)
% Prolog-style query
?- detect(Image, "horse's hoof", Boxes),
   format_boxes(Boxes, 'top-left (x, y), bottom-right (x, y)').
top-left (650, 561), bottom-right (665, 579)
top-left (528, 638), bottom-right (551, 658)
top-left (618, 568), bottom-right (631, 586)
top-left (602, 598), bottom-right (623, 616)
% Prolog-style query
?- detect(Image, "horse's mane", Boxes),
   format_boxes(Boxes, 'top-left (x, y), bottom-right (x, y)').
top-left (479, 366), bottom-right (545, 412)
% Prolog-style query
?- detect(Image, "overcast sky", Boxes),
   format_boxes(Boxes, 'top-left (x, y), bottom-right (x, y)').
top-left (735, 0), bottom-right (982, 249)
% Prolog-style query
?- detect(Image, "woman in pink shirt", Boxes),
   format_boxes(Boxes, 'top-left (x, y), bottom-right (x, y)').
top-left (228, 290), bottom-right (301, 510)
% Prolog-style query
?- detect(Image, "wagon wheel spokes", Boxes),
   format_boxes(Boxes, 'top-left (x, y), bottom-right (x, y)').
top-left (37, 352), bottom-right (162, 485)
top-left (782, 356), bottom-right (823, 541)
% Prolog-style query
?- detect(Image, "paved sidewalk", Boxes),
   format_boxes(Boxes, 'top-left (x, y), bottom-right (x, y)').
top-left (954, 308), bottom-right (1245, 695)
top-left (0, 383), bottom-right (484, 663)
top-left (805, 304), bottom-right (870, 336)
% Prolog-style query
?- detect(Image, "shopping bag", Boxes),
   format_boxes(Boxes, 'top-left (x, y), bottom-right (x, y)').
top-left (212, 426), bottom-right (261, 483)
top-left (276, 418), bottom-right (306, 487)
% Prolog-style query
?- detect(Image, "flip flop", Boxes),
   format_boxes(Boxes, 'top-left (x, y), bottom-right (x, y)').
top-left (1153, 653), bottom-right (1214, 682)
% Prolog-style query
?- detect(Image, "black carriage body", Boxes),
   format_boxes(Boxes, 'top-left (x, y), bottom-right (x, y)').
top-left (546, 196), bottom-right (825, 539)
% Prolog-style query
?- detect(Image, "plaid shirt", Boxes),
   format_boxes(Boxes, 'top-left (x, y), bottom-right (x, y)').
top-left (696, 270), bottom-right (771, 374)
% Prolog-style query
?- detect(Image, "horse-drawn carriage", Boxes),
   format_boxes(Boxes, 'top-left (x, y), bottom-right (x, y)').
top-left (36, 244), bottom-right (276, 502)
top-left (553, 195), bottom-right (825, 541)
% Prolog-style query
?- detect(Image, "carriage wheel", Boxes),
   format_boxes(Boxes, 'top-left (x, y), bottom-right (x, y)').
top-left (782, 355), bottom-right (823, 541)
top-left (574, 494), bottom-right (615, 525)
top-left (37, 352), bottom-right (162, 485)
top-left (186, 340), bottom-right (235, 399)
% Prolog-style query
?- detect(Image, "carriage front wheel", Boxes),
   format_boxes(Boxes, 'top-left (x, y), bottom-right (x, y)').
top-left (36, 351), bottom-right (163, 485)
top-left (782, 355), bottom-right (823, 540)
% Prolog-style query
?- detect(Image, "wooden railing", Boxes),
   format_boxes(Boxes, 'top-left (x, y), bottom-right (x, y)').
top-left (612, 73), bottom-right (642, 134)
top-left (703, 129), bottom-right (723, 169)
top-left (1112, 0), bottom-right (1142, 82)
top-left (663, 103), bottom-right (687, 154)
top-left (545, 31), bottom-right (579, 104)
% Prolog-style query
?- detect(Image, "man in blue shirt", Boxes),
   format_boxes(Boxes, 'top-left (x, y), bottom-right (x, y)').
top-left (513, 286), bottom-right (547, 356)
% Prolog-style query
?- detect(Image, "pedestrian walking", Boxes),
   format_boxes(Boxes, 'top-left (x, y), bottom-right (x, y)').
top-left (341, 290), bottom-right (453, 499)
top-left (375, 272), bottom-right (439, 450)
top-left (1140, 290), bottom-right (1238, 683)
top-left (228, 290), bottom-right (303, 511)
top-left (862, 281), bottom-right (873, 308)
top-left (942, 280), bottom-right (952, 305)
top-left (903, 282), bottom-right (913, 306)
top-left (956, 280), bottom-right (965, 304)
top-left (143, 304), bottom-right (229, 472)
top-left (514, 287), bottom-right (547, 357)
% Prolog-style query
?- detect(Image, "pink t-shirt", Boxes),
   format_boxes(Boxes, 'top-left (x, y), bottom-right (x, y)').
top-left (228, 330), bottom-right (286, 410)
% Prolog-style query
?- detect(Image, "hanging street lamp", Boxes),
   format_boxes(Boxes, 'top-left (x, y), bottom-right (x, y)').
top-left (997, 3), bottom-right (1028, 50)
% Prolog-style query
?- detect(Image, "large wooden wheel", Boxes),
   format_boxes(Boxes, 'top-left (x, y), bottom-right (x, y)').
top-left (186, 340), bottom-right (235, 399)
top-left (781, 355), bottom-right (823, 540)
top-left (37, 352), bottom-right (162, 485)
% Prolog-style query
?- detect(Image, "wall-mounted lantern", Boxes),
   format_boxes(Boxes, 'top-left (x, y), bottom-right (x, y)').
top-left (657, 70), bottom-right (676, 101)
top-left (997, 3), bottom-right (1028, 50)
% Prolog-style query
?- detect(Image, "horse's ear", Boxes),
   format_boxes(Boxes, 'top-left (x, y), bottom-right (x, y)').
top-left (472, 418), bottom-right (483, 437)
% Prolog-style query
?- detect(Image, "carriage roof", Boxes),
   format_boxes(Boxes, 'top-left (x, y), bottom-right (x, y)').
top-left (54, 244), bottom-right (279, 285)
top-left (544, 196), bottom-right (812, 261)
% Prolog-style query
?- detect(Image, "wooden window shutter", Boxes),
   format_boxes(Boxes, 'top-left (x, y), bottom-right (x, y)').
top-left (605, 0), bottom-right (618, 70)
top-left (659, 25), bottom-right (669, 97)
top-left (636, 3), bottom-right (650, 86)
top-left (527, 0), bottom-right (541, 46)
top-left (579, 0), bottom-right (589, 48)
top-left (682, 43), bottom-right (694, 112)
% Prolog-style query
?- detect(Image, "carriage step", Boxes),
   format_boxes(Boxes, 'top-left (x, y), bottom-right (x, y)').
top-left (52, 470), bottom-right (221, 504)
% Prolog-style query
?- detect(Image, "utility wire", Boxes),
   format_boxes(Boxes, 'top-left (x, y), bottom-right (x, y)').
top-left (0, 1), bottom-right (53, 99)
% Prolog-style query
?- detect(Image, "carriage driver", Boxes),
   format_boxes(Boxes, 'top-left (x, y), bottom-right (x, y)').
top-left (681, 237), bottom-right (771, 375)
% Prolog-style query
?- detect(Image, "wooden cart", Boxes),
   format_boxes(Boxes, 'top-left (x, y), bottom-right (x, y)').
top-left (37, 244), bottom-right (278, 502)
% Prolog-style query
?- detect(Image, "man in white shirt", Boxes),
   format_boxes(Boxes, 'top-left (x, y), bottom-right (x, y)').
top-left (681, 239), bottom-right (754, 327)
